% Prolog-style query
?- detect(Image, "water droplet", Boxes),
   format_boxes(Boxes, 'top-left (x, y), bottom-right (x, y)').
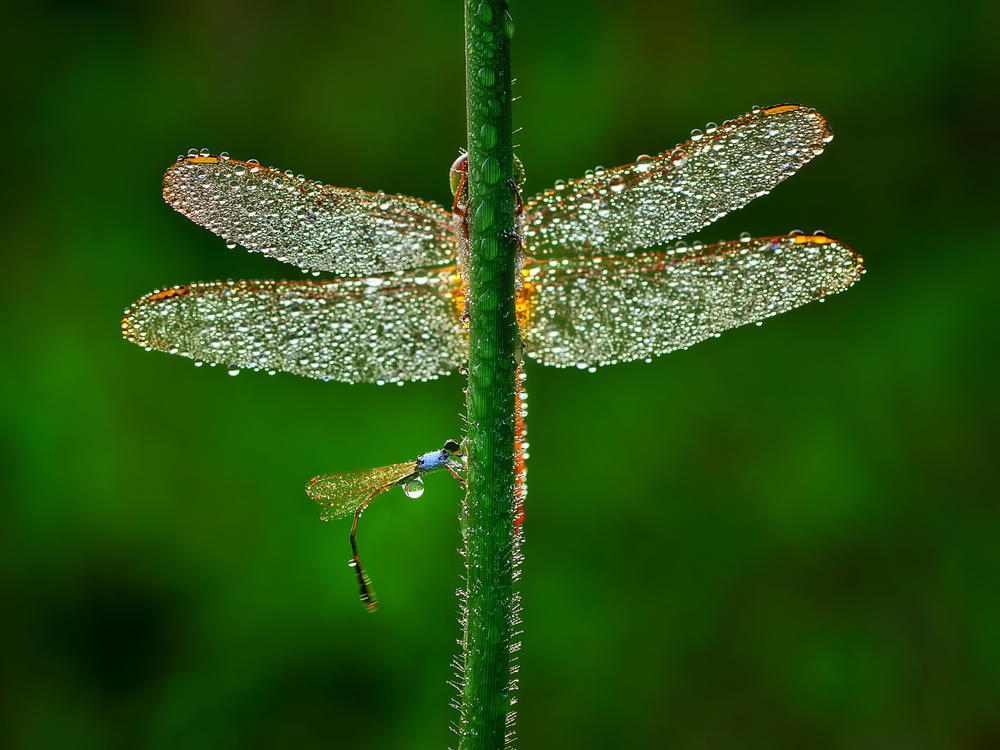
top-left (705, 122), bottom-right (718, 134)
top-left (739, 232), bottom-right (751, 243)
top-left (404, 477), bottom-right (425, 498)
top-left (690, 128), bottom-right (704, 141)
top-left (227, 364), bottom-right (240, 376)
top-left (671, 150), bottom-right (687, 167)
top-left (609, 176), bottom-right (625, 193)
top-left (482, 157), bottom-right (501, 184)
top-left (226, 239), bottom-right (237, 249)
top-left (480, 123), bottom-right (498, 148)
top-left (475, 202), bottom-right (495, 228)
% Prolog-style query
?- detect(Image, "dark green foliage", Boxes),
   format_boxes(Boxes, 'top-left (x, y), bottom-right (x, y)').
top-left (1, 0), bottom-right (998, 748)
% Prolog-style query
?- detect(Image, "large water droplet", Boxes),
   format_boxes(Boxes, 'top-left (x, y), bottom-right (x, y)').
top-left (404, 477), bottom-right (425, 498)
top-left (480, 123), bottom-right (498, 149)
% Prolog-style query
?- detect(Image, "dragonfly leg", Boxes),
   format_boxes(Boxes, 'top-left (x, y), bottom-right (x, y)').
top-left (349, 504), bottom-right (378, 612)
top-left (508, 176), bottom-right (523, 217)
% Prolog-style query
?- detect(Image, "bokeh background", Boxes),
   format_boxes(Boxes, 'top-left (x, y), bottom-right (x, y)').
top-left (2, 0), bottom-right (998, 747)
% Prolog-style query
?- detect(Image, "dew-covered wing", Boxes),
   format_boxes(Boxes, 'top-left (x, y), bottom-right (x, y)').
top-left (121, 271), bottom-right (467, 384)
top-left (521, 235), bottom-right (863, 368)
top-left (306, 463), bottom-right (417, 520)
top-left (523, 105), bottom-right (833, 259)
top-left (163, 155), bottom-right (457, 276)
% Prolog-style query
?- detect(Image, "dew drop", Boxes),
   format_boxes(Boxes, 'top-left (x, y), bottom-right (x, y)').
top-left (227, 364), bottom-right (240, 376)
top-left (739, 231), bottom-right (752, 243)
top-left (480, 123), bottom-right (498, 149)
top-left (404, 477), bottom-right (425, 499)
top-left (690, 128), bottom-right (704, 141)
top-left (478, 67), bottom-right (496, 87)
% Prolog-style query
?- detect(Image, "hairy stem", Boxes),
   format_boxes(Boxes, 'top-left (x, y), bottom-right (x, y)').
top-left (456, 1), bottom-right (519, 748)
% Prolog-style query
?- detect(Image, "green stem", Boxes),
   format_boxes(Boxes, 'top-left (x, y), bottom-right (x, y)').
top-left (457, 1), bottom-right (519, 748)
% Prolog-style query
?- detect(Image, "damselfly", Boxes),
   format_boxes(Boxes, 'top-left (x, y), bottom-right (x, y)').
top-left (306, 439), bottom-right (465, 611)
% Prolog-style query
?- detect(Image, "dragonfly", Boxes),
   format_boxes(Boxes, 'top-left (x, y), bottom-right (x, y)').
top-left (306, 439), bottom-right (465, 611)
top-left (120, 104), bottom-right (861, 608)
top-left (120, 104), bottom-right (864, 383)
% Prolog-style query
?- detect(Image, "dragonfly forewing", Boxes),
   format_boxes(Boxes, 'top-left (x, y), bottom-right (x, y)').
top-left (121, 271), bottom-right (467, 384)
top-left (523, 105), bottom-right (832, 259)
top-left (306, 462), bottom-right (418, 521)
top-left (521, 234), bottom-right (863, 369)
top-left (164, 156), bottom-right (457, 276)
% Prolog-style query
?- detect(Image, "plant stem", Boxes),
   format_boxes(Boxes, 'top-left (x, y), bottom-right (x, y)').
top-left (457, 1), bottom-right (519, 748)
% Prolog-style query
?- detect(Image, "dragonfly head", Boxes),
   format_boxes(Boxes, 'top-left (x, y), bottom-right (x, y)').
top-left (443, 438), bottom-right (462, 455)
top-left (449, 153), bottom-right (468, 198)
top-left (450, 153), bottom-right (526, 197)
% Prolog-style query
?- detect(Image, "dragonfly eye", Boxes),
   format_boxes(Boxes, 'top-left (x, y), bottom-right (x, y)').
top-left (443, 439), bottom-right (461, 454)
top-left (449, 154), bottom-right (468, 197)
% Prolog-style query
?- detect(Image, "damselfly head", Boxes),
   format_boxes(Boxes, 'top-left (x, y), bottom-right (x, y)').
top-left (443, 438), bottom-right (462, 454)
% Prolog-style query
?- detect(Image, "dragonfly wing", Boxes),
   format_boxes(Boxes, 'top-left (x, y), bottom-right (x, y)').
top-left (121, 270), bottom-right (467, 384)
top-left (522, 235), bottom-right (863, 368)
top-left (164, 156), bottom-right (457, 276)
top-left (306, 462), bottom-right (417, 520)
top-left (523, 105), bottom-right (832, 258)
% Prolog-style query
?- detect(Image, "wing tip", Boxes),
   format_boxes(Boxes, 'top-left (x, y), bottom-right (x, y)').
top-left (758, 103), bottom-right (832, 142)
top-left (120, 285), bottom-right (193, 344)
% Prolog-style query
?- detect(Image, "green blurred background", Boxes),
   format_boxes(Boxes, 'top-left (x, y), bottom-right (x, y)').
top-left (2, 0), bottom-right (998, 747)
